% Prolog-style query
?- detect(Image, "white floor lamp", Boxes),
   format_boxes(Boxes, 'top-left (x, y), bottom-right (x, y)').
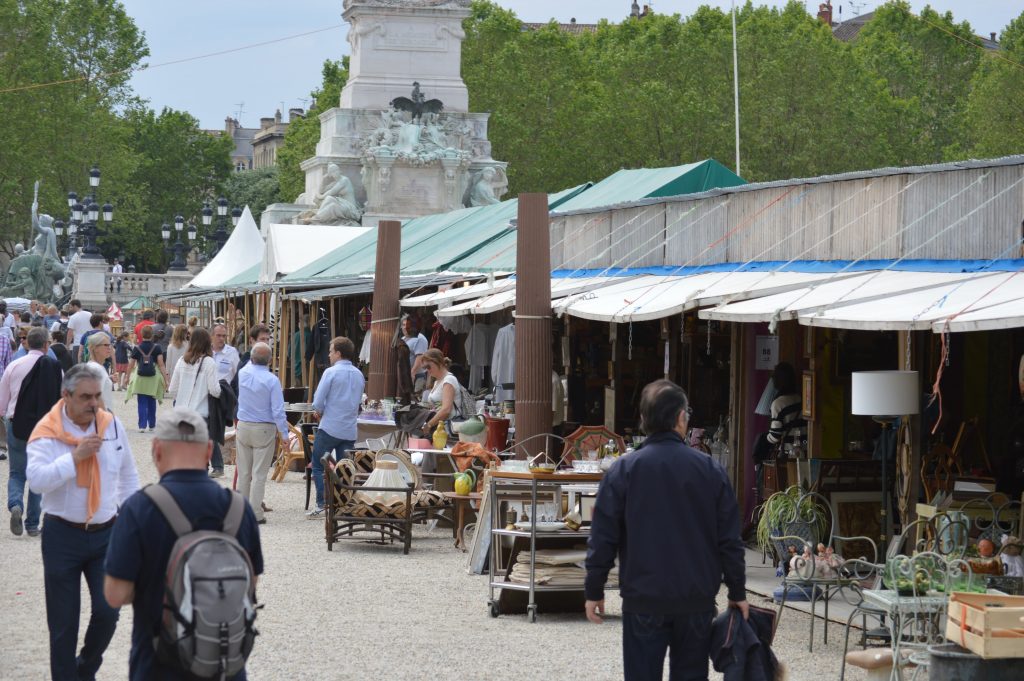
top-left (851, 371), bottom-right (920, 546)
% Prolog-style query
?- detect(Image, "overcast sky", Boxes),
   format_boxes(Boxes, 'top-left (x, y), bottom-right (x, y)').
top-left (118, 1), bottom-right (1020, 130)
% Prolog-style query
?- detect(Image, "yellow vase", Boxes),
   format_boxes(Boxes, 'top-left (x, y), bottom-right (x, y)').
top-left (432, 422), bottom-right (448, 450)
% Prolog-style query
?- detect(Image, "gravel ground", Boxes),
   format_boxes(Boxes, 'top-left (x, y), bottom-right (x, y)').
top-left (0, 395), bottom-right (871, 680)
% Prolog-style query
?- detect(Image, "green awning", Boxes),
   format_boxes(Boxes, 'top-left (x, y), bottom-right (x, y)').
top-left (122, 296), bottom-right (154, 310)
top-left (220, 263), bottom-right (261, 288)
top-left (550, 159), bottom-right (744, 214)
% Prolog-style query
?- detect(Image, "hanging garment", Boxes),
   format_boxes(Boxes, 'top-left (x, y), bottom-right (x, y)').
top-left (306, 314), bottom-right (331, 370)
top-left (491, 323), bottom-right (515, 402)
top-left (429, 320), bottom-right (456, 358)
top-left (464, 322), bottom-right (496, 392)
top-left (359, 331), bottom-right (372, 364)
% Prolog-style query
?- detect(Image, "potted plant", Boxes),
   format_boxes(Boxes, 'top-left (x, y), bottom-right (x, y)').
top-left (756, 486), bottom-right (829, 565)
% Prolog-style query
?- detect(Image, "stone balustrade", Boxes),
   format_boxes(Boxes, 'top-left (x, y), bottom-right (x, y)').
top-left (103, 271), bottom-right (193, 303)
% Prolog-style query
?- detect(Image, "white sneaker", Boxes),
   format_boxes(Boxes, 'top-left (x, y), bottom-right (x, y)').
top-left (305, 507), bottom-right (325, 519)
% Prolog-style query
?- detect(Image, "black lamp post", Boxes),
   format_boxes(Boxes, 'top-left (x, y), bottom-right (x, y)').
top-left (202, 196), bottom-right (236, 258)
top-left (162, 214), bottom-right (198, 271)
top-left (77, 165), bottom-right (113, 259)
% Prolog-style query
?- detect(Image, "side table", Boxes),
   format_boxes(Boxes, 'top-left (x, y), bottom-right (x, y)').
top-left (442, 491), bottom-right (481, 551)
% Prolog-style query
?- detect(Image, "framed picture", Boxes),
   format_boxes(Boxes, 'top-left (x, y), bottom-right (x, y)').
top-left (830, 491), bottom-right (882, 561)
top-left (801, 370), bottom-right (815, 421)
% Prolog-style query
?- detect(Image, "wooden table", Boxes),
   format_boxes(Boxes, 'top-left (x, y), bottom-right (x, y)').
top-left (442, 491), bottom-right (482, 551)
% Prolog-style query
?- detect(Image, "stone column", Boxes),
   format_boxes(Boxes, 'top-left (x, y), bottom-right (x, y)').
top-left (367, 220), bottom-right (401, 400)
top-left (514, 193), bottom-right (553, 459)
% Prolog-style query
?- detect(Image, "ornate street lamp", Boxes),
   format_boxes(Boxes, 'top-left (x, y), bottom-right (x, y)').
top-left (162, 214), bottom-right (196, 271)
top-left (77, 165), bottom-right (113, 259)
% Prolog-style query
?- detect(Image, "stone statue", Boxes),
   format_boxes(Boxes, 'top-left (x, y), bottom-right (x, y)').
top-left (465, 167), bottom-right (508, 207)
top-left (0, 181), bottom-right (71, 302)
top-left (390, 82), bottom-right (443, 123)
top-left (296, 163), bottom-right (364, 225)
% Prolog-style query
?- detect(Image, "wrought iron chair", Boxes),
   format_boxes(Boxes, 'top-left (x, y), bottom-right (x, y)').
top-left (770, 489), bottom-right (879, 653)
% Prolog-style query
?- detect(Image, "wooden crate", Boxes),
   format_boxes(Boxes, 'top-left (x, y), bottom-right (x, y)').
top-left (945, 592), bottom-right (1024, 659)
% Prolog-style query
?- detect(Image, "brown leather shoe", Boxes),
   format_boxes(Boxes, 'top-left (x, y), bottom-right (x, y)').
top-left (261, 502), bottom-right (273, 512)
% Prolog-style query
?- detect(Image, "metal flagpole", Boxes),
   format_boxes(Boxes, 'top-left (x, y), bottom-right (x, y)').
top-left (731, 0), bottom-right (741, 177)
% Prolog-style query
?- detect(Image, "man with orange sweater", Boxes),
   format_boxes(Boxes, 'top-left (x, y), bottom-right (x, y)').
top-left (27, 363), bottom-right (139, 681)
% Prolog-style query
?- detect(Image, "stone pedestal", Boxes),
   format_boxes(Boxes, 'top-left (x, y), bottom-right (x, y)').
top-left (341, 0), bottom-right (472, 113)
top-left (292, 0), bottom-right (507, 228)
top-left (72, 258), bottom-right (109, 310)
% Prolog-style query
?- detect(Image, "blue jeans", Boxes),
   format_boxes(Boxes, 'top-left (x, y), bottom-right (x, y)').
top-left (136, 394), bottom-right (156, 429)
top-left (7, 429), bottom-right (41, 531)
top-left (622, 610), bottom-right (714, 681)
top-left (311, 431), bottom-right (354, 508)
top-left (41, 517), bottom-right (120, 680)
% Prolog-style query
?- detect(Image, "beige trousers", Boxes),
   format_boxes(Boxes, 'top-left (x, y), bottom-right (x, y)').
top-left (235, 421), bottom-right (278, 521)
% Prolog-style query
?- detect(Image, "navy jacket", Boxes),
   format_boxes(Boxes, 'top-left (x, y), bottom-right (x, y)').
top-left (710, 606), bottom-right (781, 681)
top-left (585, 431), bottom-right (746, 613)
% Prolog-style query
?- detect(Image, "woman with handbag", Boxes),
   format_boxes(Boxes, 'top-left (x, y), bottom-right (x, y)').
top-left (167, 328), bottom-right (222, 472)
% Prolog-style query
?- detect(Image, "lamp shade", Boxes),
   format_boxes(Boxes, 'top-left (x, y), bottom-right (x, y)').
top-left (851, 371), bottom-right (919, 416)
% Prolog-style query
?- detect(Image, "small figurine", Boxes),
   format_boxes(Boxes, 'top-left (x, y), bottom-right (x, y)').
top-left (968, 537), bottom-right (1004, 576)
top-left (1001, 534), bottom-right (1023, 578)
top-left (790, 544), bottom-right (816, 580)
top-left (816, 543), bottom-right (827, 559)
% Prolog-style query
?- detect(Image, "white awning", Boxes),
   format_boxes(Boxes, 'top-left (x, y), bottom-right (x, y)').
top-left (701, 271), bottom-right (981, 324)
top-left (931, 282), bottom-right (1024, 332)
top-left (800, 272), bottom-right (1023, 330)
top-left (554, 271), bottom-right (833, 323)
top-left (186, 206), bottom-right (265, 288)
top-left (435, 277), bottom-right (626, 318)
top-left (400, 275), bottom-right (512, 308)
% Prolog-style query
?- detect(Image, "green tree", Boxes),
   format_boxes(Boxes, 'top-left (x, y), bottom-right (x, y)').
top-left (118, 107), bottom-right (233, 270)
top-left (964, 11), bottom-right (1024, 157)
top-left (223, 166), bottom-right (283, 225)
top-left (277, 59), bottom-right (349, 201)
top-left (0, 0), bottom-right (148, 255)
top-left (852, 1), bottom-right (981, 164)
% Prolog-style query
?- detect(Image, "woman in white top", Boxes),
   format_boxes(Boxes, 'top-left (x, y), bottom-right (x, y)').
top-left (422, 348), bottom-right (461, 432)
top-left (167, 327), bottom-right (221, 417)
top-left (85, 332), bottom-right (115, 409)
top-left (165, 323), bottom-right (189, 382)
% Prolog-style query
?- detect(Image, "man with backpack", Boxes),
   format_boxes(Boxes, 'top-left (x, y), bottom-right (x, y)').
top-left (104, 407), bottom-right (263, 680)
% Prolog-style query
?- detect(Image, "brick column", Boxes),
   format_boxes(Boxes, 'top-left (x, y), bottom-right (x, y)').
top-left (367, 220), bottom-right (401, 400)
top-left (514, 194), bottom-right (553, 459)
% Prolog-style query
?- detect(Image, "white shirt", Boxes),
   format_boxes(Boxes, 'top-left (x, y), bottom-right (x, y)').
top-left (112, 263), bottom-right (123, 275)
top-left (213, 344), bottom-right (240, 382)
top-left (428, 373), bottom-right (461, 412)
top-left (168, 355), bottom-right (221, 417)
top-left (27, 408), bottom-right (139, 524)
top-left (3, 313), bottom-right (16, 330)
top-left (552, 371), bottom-right (565, 427)
top-left (67, 310), bottom-right (92, 347)
top-left (491, 323), bottom-right (515, 402)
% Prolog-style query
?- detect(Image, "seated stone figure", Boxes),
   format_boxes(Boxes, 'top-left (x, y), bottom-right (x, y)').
top-left (297, 163), bottom-right (363, 226)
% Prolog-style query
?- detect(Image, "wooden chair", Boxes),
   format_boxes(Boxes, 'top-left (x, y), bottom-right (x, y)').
top-left (559, 425), bottom-right (626, 466)
top-left (271, 423), bottom-right (305, 482)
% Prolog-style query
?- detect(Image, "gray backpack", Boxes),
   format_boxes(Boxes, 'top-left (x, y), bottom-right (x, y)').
top-left (143, 484), bottom-right (259, 680)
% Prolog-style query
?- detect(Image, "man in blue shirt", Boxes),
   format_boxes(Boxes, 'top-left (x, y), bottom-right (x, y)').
top-left (104, 407), bottom-right (263, 680)
top-left (235, 342), bottom-right (288, 524)
top-left (309, 336), bottom-right (365, 517)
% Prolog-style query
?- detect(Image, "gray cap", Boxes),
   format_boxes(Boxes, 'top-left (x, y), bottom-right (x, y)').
top-left (153, 407), bottom-right (209, 443)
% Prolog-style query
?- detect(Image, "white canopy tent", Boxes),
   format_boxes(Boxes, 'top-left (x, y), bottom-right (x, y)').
top-left (553, 271), bottom-right (834, 323)
top-left (186, 206), bottom-right (265, 289)
top-left (701, 271), bottom-right (984, 325)
top-left (435, 276), bottom-right (627, 318)
top-left (798, 271), bottom-right (1024, 330)
top-left (260, 224), bottom-right (370, 284)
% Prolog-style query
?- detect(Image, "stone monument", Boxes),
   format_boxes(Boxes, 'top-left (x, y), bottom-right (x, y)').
top-left (262, 0), bottom-right (508, 230)
top-left (1, 182), bottom-right (73, 303)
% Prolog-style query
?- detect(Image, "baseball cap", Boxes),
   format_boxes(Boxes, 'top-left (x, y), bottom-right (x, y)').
top-left (153, 408), bottom-right (209, 443)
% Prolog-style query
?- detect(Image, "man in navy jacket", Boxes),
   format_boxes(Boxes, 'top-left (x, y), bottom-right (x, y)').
top-left (585, 379), bottom-right (748, 681)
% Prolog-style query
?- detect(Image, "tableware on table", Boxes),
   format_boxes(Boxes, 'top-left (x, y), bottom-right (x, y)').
top-left (563, 511), bottom-right (582, 531)
top-left (515, 521), bottom-right (566, 532)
